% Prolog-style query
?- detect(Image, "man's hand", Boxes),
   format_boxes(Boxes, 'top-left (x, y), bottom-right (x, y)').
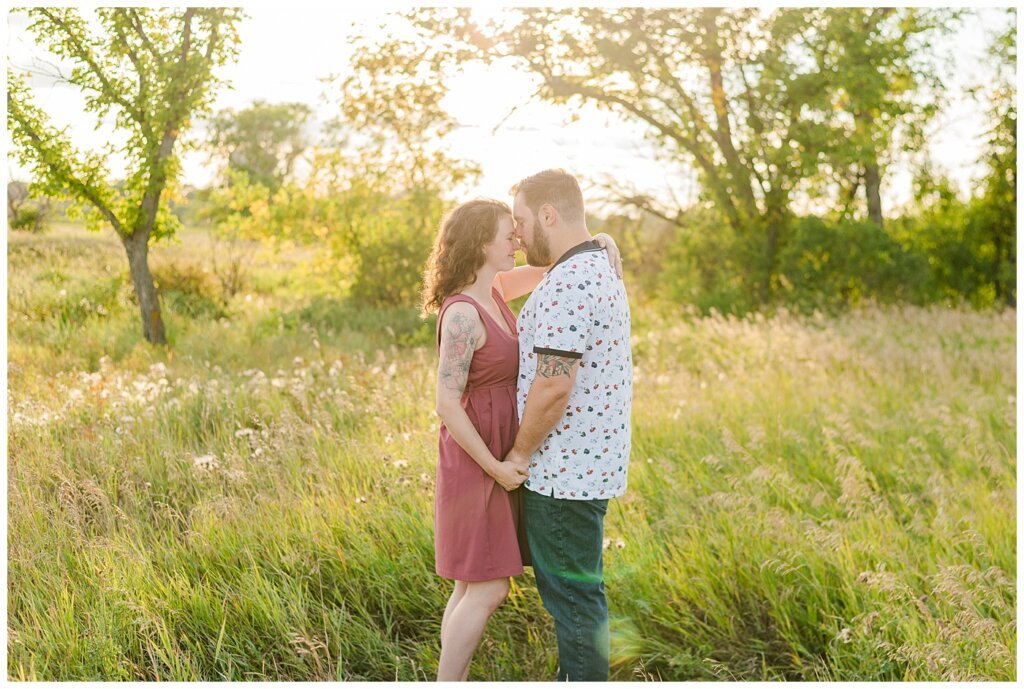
top-left (491, 459), bottom-right (528, 492)
top-left (504, 448), bottom-right (531, 474)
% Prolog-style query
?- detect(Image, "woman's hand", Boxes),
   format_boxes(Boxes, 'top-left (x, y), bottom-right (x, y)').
top-left (593, 232), bottom-right (623, 278)
top-left (490, 459), bottom-right (528, 492)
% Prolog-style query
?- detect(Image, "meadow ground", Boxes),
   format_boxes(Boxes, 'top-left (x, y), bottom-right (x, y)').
top-left (6, 225), bottom-right (1016, 680)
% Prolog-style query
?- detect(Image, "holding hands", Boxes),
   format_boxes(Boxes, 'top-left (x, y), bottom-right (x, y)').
top-left (491, 451), bottom-right (530, 491)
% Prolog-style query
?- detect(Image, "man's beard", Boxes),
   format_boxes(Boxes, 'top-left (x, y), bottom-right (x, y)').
top-left (525, 221), bottom-right (553, 266)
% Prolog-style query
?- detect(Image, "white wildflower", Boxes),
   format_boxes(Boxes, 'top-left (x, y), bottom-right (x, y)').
top-left (193, 454), bottom-right (219, 470)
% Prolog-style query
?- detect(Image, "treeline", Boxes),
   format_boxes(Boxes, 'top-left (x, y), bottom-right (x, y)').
top-left (7, 8), bottom-right (1015, 344)
top-left (423, 7), bottom-right (1016, 313)
top-left (597, 162), bottom-right (1015, 314)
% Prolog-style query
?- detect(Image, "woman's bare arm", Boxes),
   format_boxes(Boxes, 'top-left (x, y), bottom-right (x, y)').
top-left (493, 265), bottom-right (549, 302)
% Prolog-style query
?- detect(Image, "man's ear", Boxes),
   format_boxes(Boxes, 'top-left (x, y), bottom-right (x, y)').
top-left (540, 203), bottom-right (557, 227)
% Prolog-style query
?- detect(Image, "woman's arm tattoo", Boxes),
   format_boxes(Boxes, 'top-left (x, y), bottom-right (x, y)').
top-left (439, 311), bottom-right (477, 395)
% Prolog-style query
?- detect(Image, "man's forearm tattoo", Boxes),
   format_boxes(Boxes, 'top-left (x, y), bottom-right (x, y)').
top-left (537, 353), bottom-right (575, 378)
top-left (439, 311), bottom-right (476, 394)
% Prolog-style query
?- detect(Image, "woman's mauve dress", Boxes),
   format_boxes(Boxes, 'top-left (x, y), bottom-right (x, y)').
top-left (434, 288), bottom-right (530, 581)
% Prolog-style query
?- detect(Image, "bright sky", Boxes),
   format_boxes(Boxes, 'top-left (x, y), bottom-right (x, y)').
top-left (5, 6), bottom-right (1015, 215)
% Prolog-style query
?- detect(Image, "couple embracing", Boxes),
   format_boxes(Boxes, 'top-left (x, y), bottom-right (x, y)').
top-left (421, 169), bottom-right (633, 681)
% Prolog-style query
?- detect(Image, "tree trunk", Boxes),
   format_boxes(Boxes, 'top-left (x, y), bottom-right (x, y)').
top-left (758, 210), bottom-right (784, 304)
top-left (122, 232), bottom-right (167, 345)
top-left (864, 161), bottom-right (883, 228)
top-left (855, 109), bottom-right (884, 228)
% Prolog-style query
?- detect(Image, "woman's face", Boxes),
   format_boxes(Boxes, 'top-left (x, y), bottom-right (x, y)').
top-left (482, 215), bottom-right (519, 273)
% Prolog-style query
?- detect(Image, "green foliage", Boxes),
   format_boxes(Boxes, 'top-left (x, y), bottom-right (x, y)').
top-left (196, 24), bottom-right (484, 309)
top-left (8, 181), bottom-right (52, 233)
top-left (889, 169), bottom-right (1014, 309)
top-left (7, 8), bottom-right (244, 343)
top-left (8, 8), bottom-right (243, 241)
top-left (655, 207), bottom-right (763, 316)
top-left (776, 217), bottom-right (931, 311)
top-left (971, 12), bottom-right (1016, 305)
top-left (278, 298), bottom-right (436, 349)
top-left (318, 182), bottom-right (448, 306)
top-left (150, 260), bottom-right (226, 320)
top-left (311, 25), bottom-right (480, 306)
top-left (206, 100), bottom-right (312, 192)
top-left (655, 208), bottom-right (936, 316)
top-left (414, 7), bottom-right (958, 302)
top-left (801, 8), bottom-right (957, 226)
top-left (9, 205), bottom-right (49, 233)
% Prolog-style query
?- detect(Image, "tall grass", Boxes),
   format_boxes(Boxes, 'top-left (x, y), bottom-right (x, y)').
top-left (7, 226), bottom-right (1016, 680)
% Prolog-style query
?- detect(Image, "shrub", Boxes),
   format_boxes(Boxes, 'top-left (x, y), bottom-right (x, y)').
top-left (776, 217), bottom-right (931, 312)
top-left (9, 205), bottom-right (49, 233)
top-left (150, 260), bottom-right (226, 319)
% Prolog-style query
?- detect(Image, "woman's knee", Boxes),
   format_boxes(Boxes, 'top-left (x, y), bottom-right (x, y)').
top-left (468, 578), bottom-right (510, 611)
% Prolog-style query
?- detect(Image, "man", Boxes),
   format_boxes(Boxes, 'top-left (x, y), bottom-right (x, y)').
top-left (504, 169), bottom-right (633, 681)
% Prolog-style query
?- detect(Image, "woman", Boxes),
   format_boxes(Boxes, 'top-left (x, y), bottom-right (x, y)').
top-left (421, 198), bottom-right (620, 681)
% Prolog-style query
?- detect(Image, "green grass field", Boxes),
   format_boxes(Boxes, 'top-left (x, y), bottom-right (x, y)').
top-left (7, 225), bottom-right (1016, 680)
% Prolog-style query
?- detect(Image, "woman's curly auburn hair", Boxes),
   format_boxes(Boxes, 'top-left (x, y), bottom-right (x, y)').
top-left (421, 199), bottom-right (511, 317)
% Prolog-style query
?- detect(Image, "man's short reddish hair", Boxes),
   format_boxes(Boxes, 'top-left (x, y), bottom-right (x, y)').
top-left (510, 168), bottom-right (585, 224)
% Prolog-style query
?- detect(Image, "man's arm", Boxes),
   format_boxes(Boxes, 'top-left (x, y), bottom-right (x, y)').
top-left (505, 351), bottom-right (580, 467)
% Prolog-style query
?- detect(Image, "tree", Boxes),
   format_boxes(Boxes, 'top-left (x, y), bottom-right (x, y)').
top-left (413, 7), bottom-right (957, 303)
top-left (804, 8), bottom-right (954, 228)
top-left (7, 8), bottom-right (243, 343)
top-left (7, 179), bottom-right (51, 232)
top-left (206, 99), bottom-right (311, 193)
top-left (974, 13), bottom-right (1016, 304)
top-left (307, 22), bottom-right (480, 304)
top-left (415, 8), bottom-right (834, 301)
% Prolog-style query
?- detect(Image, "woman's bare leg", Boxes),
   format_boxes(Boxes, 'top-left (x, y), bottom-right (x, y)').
top-left (440, 579), bottom-right (468, 647)
top-left (437, 578), bottom-right (510, 681)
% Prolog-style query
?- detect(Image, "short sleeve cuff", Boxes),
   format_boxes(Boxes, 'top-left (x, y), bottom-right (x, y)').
top-left (533, 346), bottom-right (583, 360)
